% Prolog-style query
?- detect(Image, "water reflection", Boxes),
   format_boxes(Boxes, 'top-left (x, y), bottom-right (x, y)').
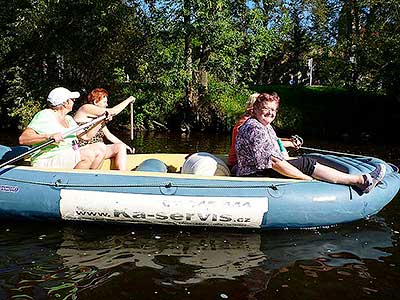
top-left (1, 130), bottom-right (400, 299)
top-left (131, 131), bottom-right (231, 154)
top-left (0, 217), bottom-right (396, 299)
top-left (59, 220), bottom-right (394, 279)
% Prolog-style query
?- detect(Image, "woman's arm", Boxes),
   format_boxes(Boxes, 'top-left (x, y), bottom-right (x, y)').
top-left (76, 121), bottom-right (107, 141)
top-left (280, 137), bottom-right (302, 149)
top-left (74, 96), bottom-right (134, 121)
top-left (19, 124), bottom-right (105, 144)
top-left (271, 156), bottom-right (312, 180)
top-left (102, 127), bottom-right (134, 153)
top-left (279, 138), bottom-right (296, 148)
top-left (75, 104), bottom-right (107, 120)
top-left (107, 96), bottom-right (135, 116)
top-left (19, 128), bottom-right (64, 145)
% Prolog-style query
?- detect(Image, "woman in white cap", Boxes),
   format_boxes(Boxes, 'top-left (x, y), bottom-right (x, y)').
top-left (19, 87), bottom-right (106, 169)
top-left (74, 88), bottom-right (135, 170)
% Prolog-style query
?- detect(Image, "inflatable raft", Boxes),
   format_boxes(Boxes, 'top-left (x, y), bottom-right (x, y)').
top-left (0, 149), bottom-right (399, 229)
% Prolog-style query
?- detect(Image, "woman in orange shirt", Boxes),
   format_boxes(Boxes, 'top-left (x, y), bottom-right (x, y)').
top-left (227, 93), bottom-right (259, 169)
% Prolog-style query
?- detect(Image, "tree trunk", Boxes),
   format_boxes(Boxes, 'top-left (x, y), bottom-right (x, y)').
top-left (184, 0), bottom-right (194, 110)
top-left (350, 0), bottom-right (360, 88)
top-left (198, 43), bottom-right (211, 94)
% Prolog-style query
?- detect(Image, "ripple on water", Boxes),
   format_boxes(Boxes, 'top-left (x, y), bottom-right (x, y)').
top-left (1, 204), bottom-right (400, 299)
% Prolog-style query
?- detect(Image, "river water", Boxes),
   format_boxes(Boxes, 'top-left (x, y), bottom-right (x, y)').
top-left (1, 131), bottom-right (400, 300)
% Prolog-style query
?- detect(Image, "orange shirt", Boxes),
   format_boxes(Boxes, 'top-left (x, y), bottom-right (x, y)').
top-left (227, 114), bottom-right (251, 167)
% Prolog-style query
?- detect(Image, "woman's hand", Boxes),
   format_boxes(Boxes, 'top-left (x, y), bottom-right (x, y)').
top-left (50, 133), bottom-right (64, 143)
top-left (290, 135), bottom-right (303, 150)
top-left (105, 113), bottom-right (113, 122)
top-left (125, 144), bottom-right (135, 154)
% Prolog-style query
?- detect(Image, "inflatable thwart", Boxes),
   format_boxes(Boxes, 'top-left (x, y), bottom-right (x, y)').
top-left (0, 145), bottom-right (31, 162)
top-left (181, 152), bottom-right (231, 176)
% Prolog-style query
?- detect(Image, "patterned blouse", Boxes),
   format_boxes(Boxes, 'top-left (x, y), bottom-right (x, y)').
top-left (77, 122), bottom-right (106, 147)
top-left (235, 118), bottom-right (284, 176)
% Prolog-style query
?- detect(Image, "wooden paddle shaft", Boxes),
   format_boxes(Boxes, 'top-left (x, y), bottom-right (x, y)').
top-left (130, 101), bottom-right (134, 141)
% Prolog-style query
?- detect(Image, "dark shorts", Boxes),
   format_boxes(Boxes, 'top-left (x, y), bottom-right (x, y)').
top-left (229, 164), bottom-right (238, 177)
top-left (250, 156), bottom-right (317, 178)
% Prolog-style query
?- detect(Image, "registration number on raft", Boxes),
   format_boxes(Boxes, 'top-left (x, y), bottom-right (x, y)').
top-left (59, 190), bottom-right (268, 228)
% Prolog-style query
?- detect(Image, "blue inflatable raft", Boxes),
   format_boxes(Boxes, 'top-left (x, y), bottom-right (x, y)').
top-left (0, 149), bottom-right (399, 229)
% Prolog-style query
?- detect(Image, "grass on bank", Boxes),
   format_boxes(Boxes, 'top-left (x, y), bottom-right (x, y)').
top-left (213, 84), bottom-right (399, 140)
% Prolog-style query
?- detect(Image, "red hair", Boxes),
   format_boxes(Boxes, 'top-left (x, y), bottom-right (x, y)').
top-left (87, 88), bottom-right (109, 104)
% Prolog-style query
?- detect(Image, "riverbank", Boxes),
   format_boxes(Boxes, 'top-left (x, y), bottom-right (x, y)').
top-left (234, 85), bottom-right (400, 141)
top-left (1, 85), bottom-right (398, 143)
top-left (153, 84), bottom-right (400, 142)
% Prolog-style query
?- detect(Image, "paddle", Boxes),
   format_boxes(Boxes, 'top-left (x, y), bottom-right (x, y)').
top-left (291, 135), bottom-right (369, 158)
top-left (299, 146), bottom-right (369, 158)
top-left (130, 101), bottom-right (134, 141)
top-left (0, 113), bottom-right (108, 169)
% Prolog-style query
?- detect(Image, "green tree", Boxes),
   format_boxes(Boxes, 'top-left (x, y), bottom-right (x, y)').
top-left (1, 0), bottom-right (399, 134)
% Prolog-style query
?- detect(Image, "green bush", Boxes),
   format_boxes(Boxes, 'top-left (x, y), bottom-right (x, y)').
top-left (206, 79), bottom-right (250, 130)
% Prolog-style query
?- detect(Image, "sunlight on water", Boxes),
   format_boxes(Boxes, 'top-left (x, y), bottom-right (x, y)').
top-left (1, 131), bottom-right (400, 299)
top-left (1, 214), bottom-right (399, 299)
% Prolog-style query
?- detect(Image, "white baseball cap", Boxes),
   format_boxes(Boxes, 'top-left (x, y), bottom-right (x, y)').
top-left (47, 87), bottom-right (80, 106)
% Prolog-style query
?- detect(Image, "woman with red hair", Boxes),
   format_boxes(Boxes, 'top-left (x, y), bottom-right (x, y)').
top-left (235, 92), bottom-right (385, 193)
top-left (228, 92), bottom-right (299, 174)
top-left (74, 88), bottom-right (135, 170)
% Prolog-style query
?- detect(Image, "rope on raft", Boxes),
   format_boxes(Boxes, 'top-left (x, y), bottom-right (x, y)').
top-left (0, 175), bottom-right (307, 189)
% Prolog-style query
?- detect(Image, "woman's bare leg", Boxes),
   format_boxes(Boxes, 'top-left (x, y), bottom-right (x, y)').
top-left (104, 143), bottom-right (127, 170)
top-left (76, 143), bottom-right (106, 169)
top-left (90, 143), bottom-right (107, 169)
top-left (312, 163), bottom-right (364, 186)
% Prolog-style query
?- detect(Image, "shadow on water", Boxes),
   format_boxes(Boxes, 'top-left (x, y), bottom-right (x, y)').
top-left (1, 210), bottom-right (399, 300)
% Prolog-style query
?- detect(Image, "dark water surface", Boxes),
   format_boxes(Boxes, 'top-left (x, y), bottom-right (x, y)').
top-left (1, 131), bottom-right (400, 300)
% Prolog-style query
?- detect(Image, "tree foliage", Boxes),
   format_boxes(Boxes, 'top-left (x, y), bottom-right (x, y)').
top-left (0, 0), bottom-right (399, 132)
